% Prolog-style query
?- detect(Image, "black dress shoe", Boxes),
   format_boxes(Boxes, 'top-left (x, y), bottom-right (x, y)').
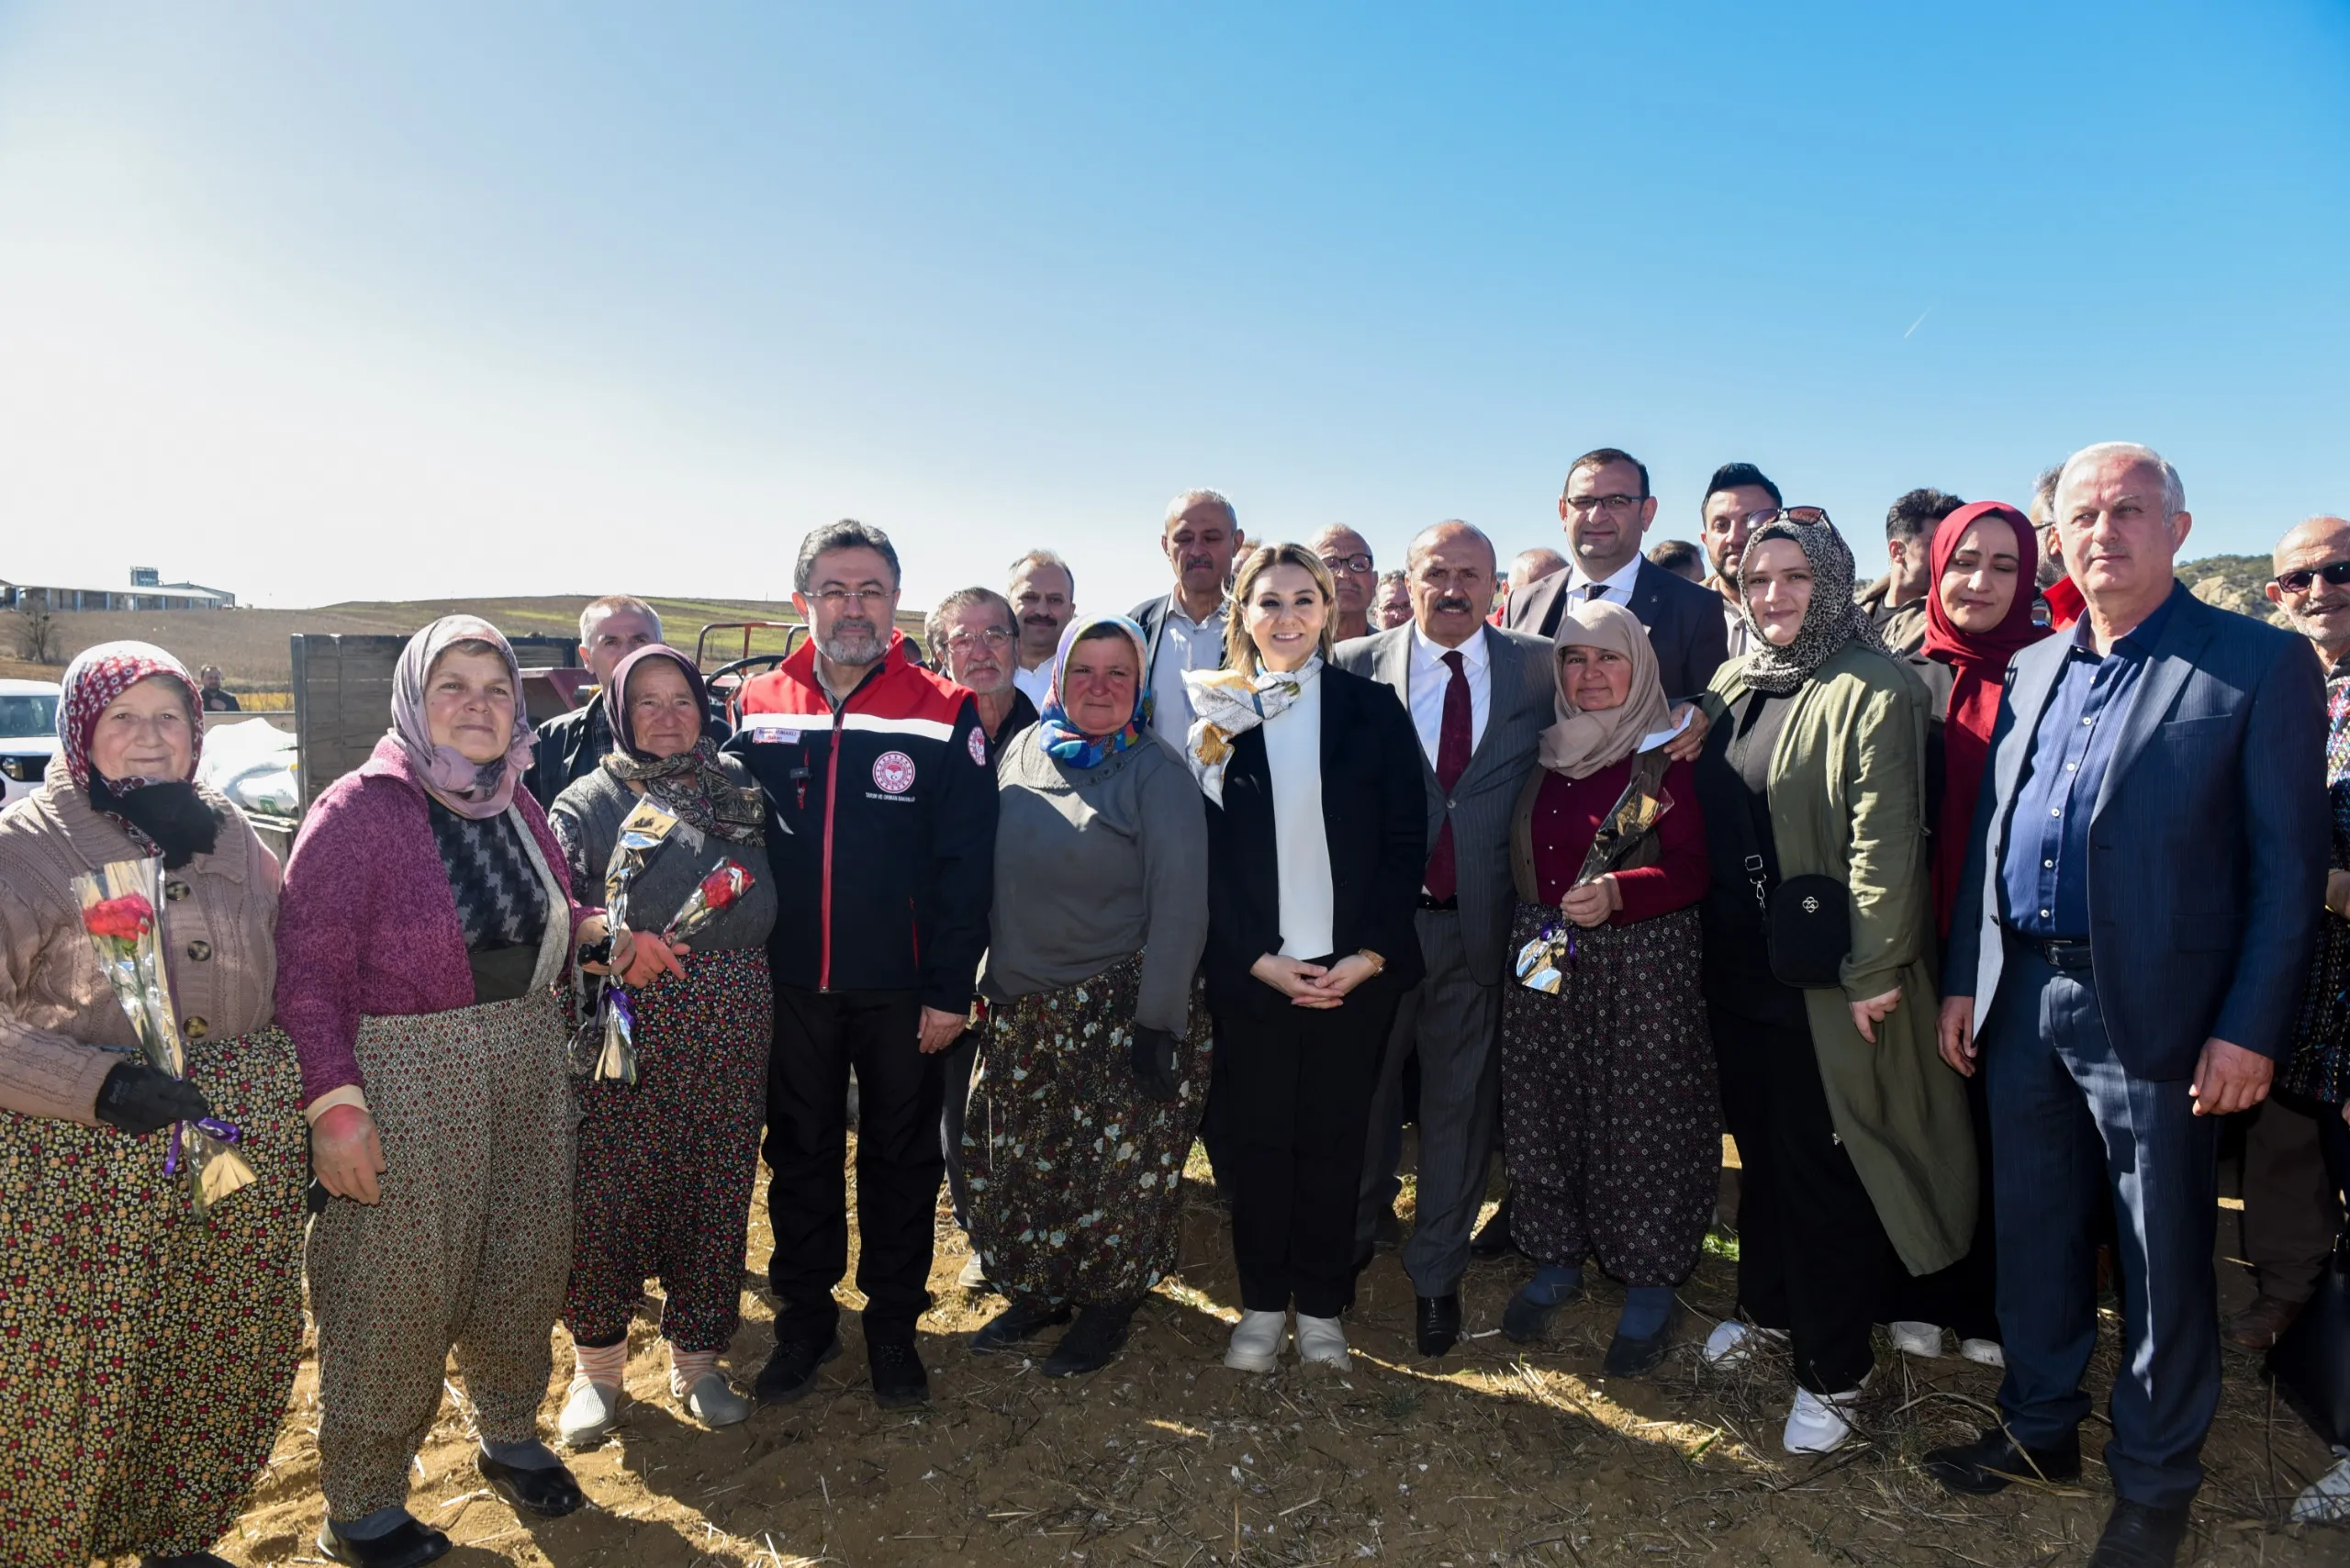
top-left (476, 1452), bottom-right (586, 1518)
top-left (2086, 1499), bottom-right (2192, 1568)
top-left (1470, 1194), bottom-right (1516, 1260)
top-left (970, 1297), bottom-right (1073, 1353)
top-left (142, 1554), bottom-right (236, 1568)
top-left (317, 1518), bottom-right (453, 1568)
top-left (1416, 1293), bottom-right (1462, 1357)
top-left (755, 1333), bottom-right (842, 1404)
top-left (1601, 1307), bottom-right (1677, 1378)
top-left (1920, 1425), bottom-right (2083, 1496)
top-left (869, 1338), bottom-right (931, 1408)
top-left (1042, 1300), bottom-right (1138, 1378)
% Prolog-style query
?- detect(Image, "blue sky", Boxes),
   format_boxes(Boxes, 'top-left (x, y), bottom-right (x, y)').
top-left (1, 2), bottom-right (2344, 612)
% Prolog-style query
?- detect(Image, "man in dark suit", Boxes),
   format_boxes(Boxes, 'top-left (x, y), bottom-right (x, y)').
top-left (1925, 442), bottom-right (2328, 1568)
top-left (1337, 521), bottom-right (1559, 1355)
top-left (1129, 488), bottom-right (1246, 752)
top-left (1505, 447), bottom-right (1731, 700)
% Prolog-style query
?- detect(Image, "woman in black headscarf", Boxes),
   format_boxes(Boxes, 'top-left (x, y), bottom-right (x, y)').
top-left (548, 644), bottom-right (777, 1442)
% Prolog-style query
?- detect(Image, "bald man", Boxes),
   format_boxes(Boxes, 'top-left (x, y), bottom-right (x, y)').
top-left (1314, 524), bottom-right (1381, 644)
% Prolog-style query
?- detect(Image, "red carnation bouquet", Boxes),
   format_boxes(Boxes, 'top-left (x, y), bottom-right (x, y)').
top-left (74, 858), bottom-right (256, 1218)
top-left (666, 859), bottom-right (754, 944)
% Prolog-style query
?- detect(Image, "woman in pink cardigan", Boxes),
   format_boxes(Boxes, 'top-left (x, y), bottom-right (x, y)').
top-left (278, 616), bottom-right (669, 1568)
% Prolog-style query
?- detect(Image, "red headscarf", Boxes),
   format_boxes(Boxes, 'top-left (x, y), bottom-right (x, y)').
top-left (1921, 502), bottom-right (2048, 936)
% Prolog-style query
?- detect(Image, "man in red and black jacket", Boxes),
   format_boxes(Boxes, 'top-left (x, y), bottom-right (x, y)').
top-left (724, 521), bottom-right (997, 1410)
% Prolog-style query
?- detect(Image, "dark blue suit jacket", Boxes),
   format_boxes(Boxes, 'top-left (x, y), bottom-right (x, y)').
top-left (1946, 588), bottom-right (2328, 1080)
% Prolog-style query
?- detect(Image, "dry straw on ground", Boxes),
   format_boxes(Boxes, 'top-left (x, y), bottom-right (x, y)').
top-left (202, 1140), bottom-right (2338, 1568)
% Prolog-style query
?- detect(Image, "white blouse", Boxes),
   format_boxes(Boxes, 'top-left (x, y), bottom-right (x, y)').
top-left (1261, 670), bottom-right (1335, 959)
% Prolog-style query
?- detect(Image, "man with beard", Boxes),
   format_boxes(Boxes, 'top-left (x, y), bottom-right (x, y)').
top-left (728, 521), bottom-right (998, 1413)
top-left (1314, 523), bottom-right (1381, 644)
top-left (1374, 570), bottom-right (1414, 631)
top-left (1006, 550), bottom-right (1076, 710)
top-left (1698, 463), bottom-right (1782, 661)
top-left (1506, 447), bottom-right (1730, 699)
top-left (526, 594), bottom-right (665, 809)
top-left (1131, 488), bottom-right (1246, 749)
top-left (924, 584), bottom-right (1039, 1290)
top-left (1340, 521), bottom-right (1561, 1354)
top-left (1857, 488), bottom-right (1965, 655)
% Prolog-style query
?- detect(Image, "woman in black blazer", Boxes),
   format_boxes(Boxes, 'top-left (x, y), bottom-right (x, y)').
top-left (1179, 543), bottom-right (1425, 1373)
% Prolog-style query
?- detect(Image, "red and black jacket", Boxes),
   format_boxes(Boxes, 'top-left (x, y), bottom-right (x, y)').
top-left (724, 633), bottom-right (997, 1014)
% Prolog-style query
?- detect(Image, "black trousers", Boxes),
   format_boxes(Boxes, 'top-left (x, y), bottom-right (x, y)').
top-left (1214, 982), bottom-right (1399, 1318)
top-left (938, 1027), bottom-right (981, 1233)
top-left (1710, 1003), bottom-right (1898, 1394)
top-left (765, 985), bottom-right (943, 1342)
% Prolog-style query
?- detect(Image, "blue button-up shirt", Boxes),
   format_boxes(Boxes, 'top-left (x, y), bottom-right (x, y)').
top-left (1998, 582), bottom-right (2185, 939)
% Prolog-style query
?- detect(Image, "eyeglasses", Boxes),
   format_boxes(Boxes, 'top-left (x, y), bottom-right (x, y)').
top-left (1564, 493), bottom-right (1647, 516)
top-left (810, 587), bottom-right (894, 608)
top-left (1740, 506), bottom-right (1832, 529)
top-left (2274, 560), bottom-right (2350, 595)
top-left (944, 627), bottom-right (1014, 650)
top-left (1319, 553), bottom-right (1374, 575)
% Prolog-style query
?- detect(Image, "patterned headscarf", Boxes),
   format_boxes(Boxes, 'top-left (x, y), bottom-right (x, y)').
top-left (1538, 599), bottom-right (1674, 778)
top-left (1735, 513), bottom-right (1888, 695)
top-left (599, 644), bottom-right (764, 845)
top-left (1035, 614), bottom-right (1151, 770)
top-left (58, 640), bottom-right (214, 862)
top-left (388, 615), bottom-right (535, 820)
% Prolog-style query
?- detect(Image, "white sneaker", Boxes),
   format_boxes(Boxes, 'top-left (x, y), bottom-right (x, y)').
top-left (1224, 1309), bottom-right (1288, 1372)
top-left (2292, 1452), bottom-right (2350, 1524)
top-left (1887, 1320), bottom-right (1946, 1359)
top-left (1959, 1338), bottom-right (2005, 1368)
top-left (1782, 1383), bottom-right (1864, 1454)
top-left (1294, 1314), bottom-right (1348, 1367)
top-left (678, 1370), bottom-right (750, 1428)
top-left (557, 1376), bottom-right (621, 1447)
top-left (1701, 1319), bottom-right (1787, 1368)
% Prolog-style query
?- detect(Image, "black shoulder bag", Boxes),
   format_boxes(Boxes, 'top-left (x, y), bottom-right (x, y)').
top-left (1724, 711), bottom-right (1852, 990)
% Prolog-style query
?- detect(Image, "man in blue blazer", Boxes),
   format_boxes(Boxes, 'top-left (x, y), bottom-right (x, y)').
top-left (1926, 442), bottom-right (2328, 1568)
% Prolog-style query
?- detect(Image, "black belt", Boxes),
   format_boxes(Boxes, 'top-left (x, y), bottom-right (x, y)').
top-left (2008, 929), bottom-right (2094, 971)
top-left (1417, 893), bottom-right (1459, 912)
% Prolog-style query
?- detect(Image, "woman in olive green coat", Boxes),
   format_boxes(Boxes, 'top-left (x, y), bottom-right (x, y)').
top-left (1691, 509), bottom-right (1975, 1456)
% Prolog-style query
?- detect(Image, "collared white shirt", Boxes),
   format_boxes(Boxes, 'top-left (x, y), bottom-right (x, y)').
top-left (1407, 623), bottom-right (1492, 767)
top-left (1148, 598), bottom-right (1227, 748)
top-left (1013, 661), bottom-right (1055, 710)
top-left (1561, 553), bottom-right (1644, 608)
top-left (1263, 671), bottom-right (1335, 959)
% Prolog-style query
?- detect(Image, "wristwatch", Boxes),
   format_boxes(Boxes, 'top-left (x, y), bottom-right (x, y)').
top-left (1356, 948), bottom-right (1386, 974)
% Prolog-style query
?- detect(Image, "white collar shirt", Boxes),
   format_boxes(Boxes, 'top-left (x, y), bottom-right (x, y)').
top-left (1406, 622), bottom-right (1492, 767)
top-left (1013, 661), bottom-right (1055, 710)
top-left (1147, 597), bottom-right (1227, 749)
top-left (1561, 553), bottom-right (1645, 608)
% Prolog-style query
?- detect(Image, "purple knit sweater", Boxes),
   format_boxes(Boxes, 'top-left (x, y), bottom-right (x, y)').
top-left (275, 735), bottom-right (590, 1106)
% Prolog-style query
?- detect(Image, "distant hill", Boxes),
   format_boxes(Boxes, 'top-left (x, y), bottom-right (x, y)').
top-left (2177, 554), bottom-right (2289, 628)
top-left (1, 594), bottom-right (927, 691)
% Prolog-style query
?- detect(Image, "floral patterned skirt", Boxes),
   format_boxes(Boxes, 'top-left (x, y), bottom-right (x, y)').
top-left (0, 1027), bottom-right (307, 1566)
top-left (1498, 902), bottom-right (1721, 1287)
top-left (967, 955), bottom-right (1212, 1308)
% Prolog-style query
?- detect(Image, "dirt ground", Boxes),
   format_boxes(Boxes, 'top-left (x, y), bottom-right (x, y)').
top-left (195, 1139), bottom-right (2341, 1568)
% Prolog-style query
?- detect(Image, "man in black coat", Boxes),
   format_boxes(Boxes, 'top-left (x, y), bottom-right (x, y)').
top-left (523, 594), bottom-right (664, 809)
top-left (1505, 447), bottom-right (1731, 700)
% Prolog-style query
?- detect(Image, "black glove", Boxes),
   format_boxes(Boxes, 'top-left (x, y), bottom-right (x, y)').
top-left (94, 1060), bottom-right (212, 1137)
top-left (1128, 1025), bottom-right (1181, 1103)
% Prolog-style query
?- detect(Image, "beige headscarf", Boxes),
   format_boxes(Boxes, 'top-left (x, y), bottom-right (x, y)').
top-left (1536, 599), bottom-right (1673, 778)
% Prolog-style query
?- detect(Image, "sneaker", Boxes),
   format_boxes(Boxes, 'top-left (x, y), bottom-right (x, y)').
top-left (1224, 1309), bottom-right (1288, 1372)
top-left (970, 1298), bottom-right (1073, 1354)
top-left (957, 1253), bottom-right (989, 1292)
top-left (2292, 1452), bottom-right (2350, 1524)
top-left (1960, 1338), bottom-right (2005, 1368)
top-left (753, 1334), bottom-right (841, 1405)
top-left (678, 1371), bottom-right (749, 1428)
top-left (1042, 1301), bottom-right (1138, 1378)
top-left (868, 1338), bottom-right (930, 1409)
top-left (1783, 1383), bottom-right (1865, 1455)
top-left (1295, 1313), bottom-right (1349, 1367)
top-left (1701, 1319), bottom-right (1786, 1368)
top-left (556, 1376), bottom-right (621, 1448)
top-left (1887, 1320), bottom-right (1946, 1359)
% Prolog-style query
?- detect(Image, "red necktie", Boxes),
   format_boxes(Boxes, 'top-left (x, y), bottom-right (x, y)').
top-left (1421, 649), bottom-right (1472, 902)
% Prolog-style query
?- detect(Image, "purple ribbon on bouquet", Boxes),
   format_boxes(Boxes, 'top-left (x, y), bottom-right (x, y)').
top-left (162, 1115), bottom-right (245, 1176)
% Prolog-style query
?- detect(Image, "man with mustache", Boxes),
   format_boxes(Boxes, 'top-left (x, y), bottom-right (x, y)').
top-left (1340, 521), bottom-right (1561, 1355)
top-left (1698, 464), bottom-right (1782, 661)
top-left (1506, 448), bottom-right (1731, 700)
top-left (1313, 523), bottom-right (1381, 644)
top-left (1130, 488), bottom-right (1247, 749)
top-left (1006, 550), bottom-right (1077, 710)
top-left (727, 521), bottom-right (999, 1415)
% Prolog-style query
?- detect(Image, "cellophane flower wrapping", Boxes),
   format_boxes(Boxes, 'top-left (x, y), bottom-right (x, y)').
top-left (665, 859), bottom-right (754, 945)
top-left (73, 857), bottom-right (256, 1218)
top-left (593, 801), bottom-right (677, 1085)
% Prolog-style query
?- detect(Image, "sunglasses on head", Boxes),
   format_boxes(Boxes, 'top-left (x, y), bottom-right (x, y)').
top-left (2275, 560), bottom-right (2350, 594)
top-left (1740, 505), bottom-right (1832, 529)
